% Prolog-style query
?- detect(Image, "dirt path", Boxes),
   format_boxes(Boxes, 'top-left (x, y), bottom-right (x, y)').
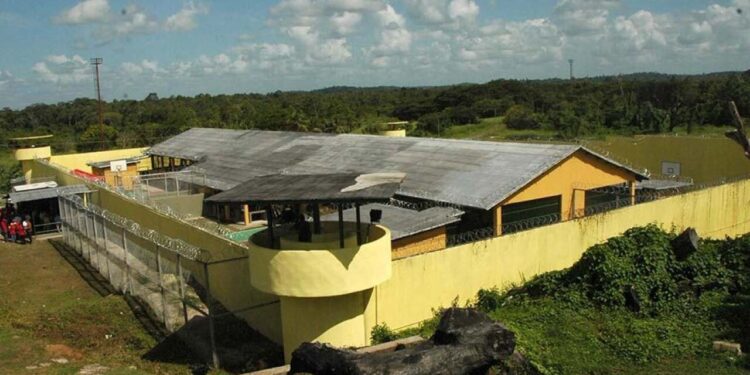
top-left (0, 238), bottom-right (212, 374)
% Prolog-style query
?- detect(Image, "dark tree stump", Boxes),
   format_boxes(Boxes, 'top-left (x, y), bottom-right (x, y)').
top-left (289, 308), bottom-right (516, 375)
top-left (671, 228), bottom-right (699, 261)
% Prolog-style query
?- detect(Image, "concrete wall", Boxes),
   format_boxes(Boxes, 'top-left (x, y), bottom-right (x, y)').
top-left (376, 178), bottom-right (750, 331)
top-left (392, 227), bottom-right (447, 259)
top-left (151, 193), bottom-right (205, 217)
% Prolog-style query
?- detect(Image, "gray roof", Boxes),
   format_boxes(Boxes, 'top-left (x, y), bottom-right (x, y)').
top-left (321, 204), bottom-right (464, 240)
top-left (637, 179), bottom-right (693, 191)
top-left (87, 156), bottom-right (144, 169)
top-left (148, 128), bottom-right (647, 210)
top-left (205, 173), bottom-right (404, 204)
top-left (9, 184), bottom-right (91, 204)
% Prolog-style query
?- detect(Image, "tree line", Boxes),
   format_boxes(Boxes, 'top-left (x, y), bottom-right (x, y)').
top-left (1, 70), bottom-right (749, 155)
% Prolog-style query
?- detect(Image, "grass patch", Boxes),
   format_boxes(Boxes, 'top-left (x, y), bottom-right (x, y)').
top-left (442, 116), bottom-right (557, 141)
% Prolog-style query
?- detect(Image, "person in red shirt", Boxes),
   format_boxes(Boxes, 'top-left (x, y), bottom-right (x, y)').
top-left (0, 217), bottom-right (7, 242)
top-left (8, 220), bottom-right (17, 243)
top-left (15, 220), bottom-right (26, 245)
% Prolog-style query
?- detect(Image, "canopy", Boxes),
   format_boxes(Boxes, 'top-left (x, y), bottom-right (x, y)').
top-left (8, 184), bottom-right (92, 204)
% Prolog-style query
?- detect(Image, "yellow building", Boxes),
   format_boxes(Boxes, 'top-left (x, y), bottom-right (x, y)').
top-left (88, 157), bottom-right (144, 189)
top-left (14, 129), bottom-right (667, 366)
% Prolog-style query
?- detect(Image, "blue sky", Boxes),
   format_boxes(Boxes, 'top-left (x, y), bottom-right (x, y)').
top-left (1, 0), bottom-right (749, 108)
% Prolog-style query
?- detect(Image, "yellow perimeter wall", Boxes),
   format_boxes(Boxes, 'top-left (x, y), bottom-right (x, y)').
top-left (376, 178), bottom-right (750, 331)
top-left (50, 148), bottom-right (151, 173)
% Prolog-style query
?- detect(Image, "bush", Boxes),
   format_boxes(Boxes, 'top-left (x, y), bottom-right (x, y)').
top-left (504, 104), bottom-right (541, 130)
top-left (370, 323), bottom-right (397, 344)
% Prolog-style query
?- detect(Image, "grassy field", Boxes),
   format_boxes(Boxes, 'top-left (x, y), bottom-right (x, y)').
top-left (0, 237), bottom-right (224, 374)
top-left (441, 116), bottom-right (557, 141)
top-left (440, 117), bottom-right (750, 183)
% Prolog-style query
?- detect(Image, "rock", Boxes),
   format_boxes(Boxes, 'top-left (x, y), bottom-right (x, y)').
top-left (671, 228), bottom-right (699, 261)
top-left (51, 358), bottom-right (69, 364)
top-left (713, 341), bottom-right (742, 355)
top-left (78, 364), bottom-right (110, 375)
top-left (290, 307), bottom-right (516, 375)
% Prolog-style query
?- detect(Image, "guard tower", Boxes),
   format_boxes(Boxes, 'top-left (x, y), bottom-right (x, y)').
top-left (207, 172), bottom-right (405, 362)
top-left (9, 135), bottom-right (54, 182)
top-left (379, 121), bottom-right (408, 137)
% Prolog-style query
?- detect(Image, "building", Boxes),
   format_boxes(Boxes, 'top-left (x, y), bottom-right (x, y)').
top-left (21, 128), bottom-right (721, 367)
top-left (147, 128), bottom-right (647, 253)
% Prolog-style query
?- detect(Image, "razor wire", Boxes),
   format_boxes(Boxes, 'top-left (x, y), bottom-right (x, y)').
top-left (59, 193), bottom-right (205, 261)
top-left (502, 212), bottom-right (562, 234)
top-left (447, 226), bottom-right (495, 247)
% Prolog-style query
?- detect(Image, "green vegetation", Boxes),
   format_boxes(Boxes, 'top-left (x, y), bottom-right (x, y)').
top-left (0, 239), bottom-right (226, 374)
top-left (377, 225), bottom-right (750, 374)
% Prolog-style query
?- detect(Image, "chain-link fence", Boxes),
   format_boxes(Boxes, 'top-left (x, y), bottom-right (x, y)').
top-left (56, 193), bottom-right (280, 370)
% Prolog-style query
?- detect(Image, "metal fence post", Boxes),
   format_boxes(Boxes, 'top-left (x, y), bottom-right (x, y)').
top-left (122, 226), bottom-right (131, 294)
top-left (176, 254), bottom-right (189, 325)
top-left (91, 212), bottom-right (103, 273)
top-left (203, 262), bottom-right (220, 368)
top-left (100, 215), bottom-right (112, 283)
top-left (155, 245), bottom-right (169, 328)
top-left (76, 205), bottom-right (85, 256)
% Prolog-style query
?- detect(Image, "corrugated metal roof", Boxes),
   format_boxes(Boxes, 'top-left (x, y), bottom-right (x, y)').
top-left (148, 128), bottom-right (647, 210)
top-left (8, 184), bottom-right (91, 204)
top-left (205, 173), bottom-right (404, 204)
top-left (321, 204), bottom-right (463, 240)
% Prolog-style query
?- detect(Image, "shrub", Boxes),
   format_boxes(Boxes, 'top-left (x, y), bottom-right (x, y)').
top-left (504, 104), bottom-right (541, 130)
top-left (370, 323), bottom-right (397, 344)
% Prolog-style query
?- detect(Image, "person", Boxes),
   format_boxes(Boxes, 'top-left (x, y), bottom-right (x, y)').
top-left (8, 219), bottom-right (17, 244)
top-left (15, 219), bottom-right (26, 245)
top-left (0, 216), bottom-right (7, 242)
top-left (22, 215), bottom-right (32, 244)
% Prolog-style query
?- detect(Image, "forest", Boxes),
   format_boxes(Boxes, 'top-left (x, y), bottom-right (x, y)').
top-left (1, 70), bottom-right (749, 156)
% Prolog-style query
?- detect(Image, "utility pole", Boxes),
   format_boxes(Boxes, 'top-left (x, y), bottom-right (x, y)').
top-left (90, 57), bottom-right (104, 149)
top-left (568, 59), bottom-right (574, 80)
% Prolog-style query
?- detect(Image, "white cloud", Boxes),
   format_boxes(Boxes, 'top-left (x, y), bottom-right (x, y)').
top-left (448, 0), bottom-right (478, 22)
top-left (32, 55), bottom-right (90, 84)
top-left (55, 0), bottom-right (110, 25)
top-left (404, 0), bottom-right (447, 24)
top-left (165, 2), bottom-right (208, 32)
top-left (310, 38), bottom-right (352, 64)
top-left (330, 11), bottom-right (362, 35)
top-left (553, 0), bottom-right (619, 36)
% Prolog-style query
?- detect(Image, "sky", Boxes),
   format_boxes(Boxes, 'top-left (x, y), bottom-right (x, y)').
top-left (0, 0), bottom-right (749, 109)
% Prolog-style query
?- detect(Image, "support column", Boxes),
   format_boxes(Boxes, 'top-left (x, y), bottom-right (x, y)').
top-left (629, 180), bottom-right (636, 206)
top-left (355, 203), bottom-right (362, 245)
top-left (338, 203), bottom-right (345, 249)
top-left (312, 204), bottom-right (321, 234)
top-left (493, 204), bottom-right (503, 236)
top-left (572, 188), bottom-right (586, 219)
top-left (243, 204), bottom-right (251, 226)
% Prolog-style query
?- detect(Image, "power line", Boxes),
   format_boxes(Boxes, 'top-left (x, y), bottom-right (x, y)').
top-left (90, 58), bottom-right (104, 149)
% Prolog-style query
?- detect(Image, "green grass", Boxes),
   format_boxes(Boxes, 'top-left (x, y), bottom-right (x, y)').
top-left (441, 116), bottom-right (558, 141)
top-left (0, 239), bottom-right (228, 374)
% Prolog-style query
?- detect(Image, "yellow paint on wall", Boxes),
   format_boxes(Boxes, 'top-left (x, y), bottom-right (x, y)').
top-left (493, 149), bottom-right (638, 234)
top-left (49, 148), bottom-right (150, 173)
top-left (391, 227), bottom-right (447, 259)
top-left (376, 178), bottom-right (750, 331)
top-left (280, 292), bottom-right (371, 362)
top-left (249, 224), bottom-right (392, 298)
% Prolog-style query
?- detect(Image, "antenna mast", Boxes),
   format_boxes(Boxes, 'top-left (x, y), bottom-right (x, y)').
top-left (568, 59), bottom-right (574, 80)
top-left (90, 57), bottom-right (104, 149)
